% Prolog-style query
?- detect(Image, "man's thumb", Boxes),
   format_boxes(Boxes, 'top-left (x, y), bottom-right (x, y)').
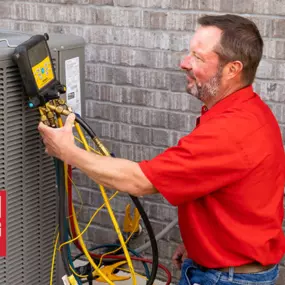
top-left (65, 113), bottom-right (76, 129)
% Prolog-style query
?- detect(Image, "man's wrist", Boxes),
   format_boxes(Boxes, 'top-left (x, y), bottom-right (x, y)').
top-left (62, 144), bottom-right (81, 166)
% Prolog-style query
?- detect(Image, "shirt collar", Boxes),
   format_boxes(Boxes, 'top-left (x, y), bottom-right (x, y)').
top-left (199, 85), bottom-right (255, 124)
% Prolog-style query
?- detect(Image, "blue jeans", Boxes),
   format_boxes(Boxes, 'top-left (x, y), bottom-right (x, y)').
top-left (179, 259), bottom-right (279, 285)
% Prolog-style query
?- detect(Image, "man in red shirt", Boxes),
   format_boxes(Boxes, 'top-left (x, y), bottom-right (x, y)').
top-left (39, 14), bottom-right (285, 284)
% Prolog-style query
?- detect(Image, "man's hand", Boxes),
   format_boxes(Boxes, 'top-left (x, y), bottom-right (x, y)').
top-left (172, 243), bottom-right (188, 270)
top-left (38, 113), bottom-right (76, 163)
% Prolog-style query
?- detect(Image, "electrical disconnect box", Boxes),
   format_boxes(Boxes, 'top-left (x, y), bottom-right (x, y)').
top-left (0, 30), bottom-right (85, 284)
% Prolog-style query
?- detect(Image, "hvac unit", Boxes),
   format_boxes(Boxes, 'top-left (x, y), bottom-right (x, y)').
top-left (0, 30), bottom-right (85, 285)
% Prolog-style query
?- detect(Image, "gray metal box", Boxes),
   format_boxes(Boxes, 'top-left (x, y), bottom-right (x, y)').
top-left (0, 30), bottom-right (85, 285)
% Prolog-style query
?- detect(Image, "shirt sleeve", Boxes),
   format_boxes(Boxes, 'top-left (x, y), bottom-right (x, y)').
top-left (139, 121), bottom-right (250, 206)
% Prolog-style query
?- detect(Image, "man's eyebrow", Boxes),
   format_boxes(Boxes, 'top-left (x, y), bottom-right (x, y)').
top-left (192, 51), bottom-right (205, 61)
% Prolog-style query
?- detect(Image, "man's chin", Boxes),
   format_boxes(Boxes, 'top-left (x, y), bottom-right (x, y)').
top-left (186, 87), bottom-right (200, 99)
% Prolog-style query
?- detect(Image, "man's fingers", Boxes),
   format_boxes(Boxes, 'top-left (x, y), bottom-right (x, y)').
top-left (172, 258), bottom-right (182, 270)
top-left (64, 113), bottom-right (76, 129)
top-left (38, 121), bottom-right (49, 132)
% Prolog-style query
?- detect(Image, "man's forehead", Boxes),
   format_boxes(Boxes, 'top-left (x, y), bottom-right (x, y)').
top-left (190, 26), bottom-right (222, 53)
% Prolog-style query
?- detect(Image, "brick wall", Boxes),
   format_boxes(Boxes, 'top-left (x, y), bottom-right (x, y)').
top-left (0, 0), bottom-right (284, 283)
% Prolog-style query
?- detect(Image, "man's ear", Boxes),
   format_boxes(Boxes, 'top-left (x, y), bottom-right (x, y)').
top-left (224, 61), bottom-right (243, 80)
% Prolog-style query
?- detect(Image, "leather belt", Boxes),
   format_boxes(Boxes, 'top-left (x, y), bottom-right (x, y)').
top-left (217, 262), bottom-right (275, 274)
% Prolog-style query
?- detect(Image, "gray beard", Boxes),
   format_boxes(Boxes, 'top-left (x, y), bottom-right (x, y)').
top-left (187, 68), bottom-right (223, 101)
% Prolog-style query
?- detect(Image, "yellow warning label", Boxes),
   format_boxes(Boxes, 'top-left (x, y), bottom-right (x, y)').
top-left (32, 56), bottom-right (55, 90)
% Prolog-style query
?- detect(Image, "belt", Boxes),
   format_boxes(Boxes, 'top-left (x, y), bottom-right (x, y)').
top-left (216, 262), bottom-right (275, 274)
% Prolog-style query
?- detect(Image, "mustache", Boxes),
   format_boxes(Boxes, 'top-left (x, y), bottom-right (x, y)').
top-left (186, 71), bottom-right (196, 80)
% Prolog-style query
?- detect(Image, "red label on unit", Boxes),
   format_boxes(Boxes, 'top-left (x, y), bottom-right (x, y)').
top-left (0, 191), bottom-right (6, 257)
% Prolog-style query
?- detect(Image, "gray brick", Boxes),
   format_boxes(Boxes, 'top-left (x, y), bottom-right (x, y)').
top-left (170, 32), bottom-right (193, 52)
top-left (86, 224), bottom-right (118, 244)
top-left (263, 39), bottom-right (276, 59)
top-left (110, 8), bottom-right (144, 28)
top-left (93, 7), bottom-right (113, 26)
top-left (250, 17), bottom-right (273, 38)
top-left (130, 125), bottom-right (152, 144)
top-left (157, 239), bottom-right (175, 259)
top-left (168, 224), bottom-right (183, 243)
top-left (198, 0), bottom-right (217, 11)
top-left (144, 193), bottom-right (170, 204)
top-left (88, 0), bottom-right (114, 4)
top-left (256, 60), bottom-right (276, 80)
top-left (262, 39), bottom-right (285, 60)
top-left (276, 41), bottom-right (285, 60)
top-left (151, 129), bottom-right (170, 147)
top-left (72, 169), bottom-right (91, 187)
top-left (273, 19), bottom-right (285, 38)
top-left (269, 0), bottom-right (285, 16)
top-left (85, 26), bottom-right (172, 50)
top-left (217, 0), bottom-right (234, 12)
top-left (252, 0), bottom-right (271, 14)
top-left (276, 61), bottom-right (285, 80)
top-left (166, 12), bottom-right (198, 31)
top-left (114, 0), bottom-right (170, 8)
top-left (281, 255), bottom-right (285, 266)
top-left (168, 112), bottom-right (196, 131)
top-left (85, 83), bottom-right (106, 101)
top-left (112, 67), bottom-right (131, 85)
top-left (106, 140), bottom-right (135, 160)
top-left (89, 208), bottom-right (126, 228)
top-left (0, 2), bottom-right (10, 18)
top-left (146, 202), bottom-right (177, 222)
top-left (151, 110), bottom-right (169, 128)
top-left (72, 187), bottom-right (90, 206)
top-left (15, 0), bottom-right (105, 3)
top-left (115, 0), bottom-right (235, 11)
top-left (169, 93), bottom-right (202, 113)
top-left (89, 189), bottom-right (106, 208)
top-left (233, 0), bottom-right (254, 13)
top-left (280, 125), bottom-right (285, 143)
top-left (84, 25), bottom-right (194, 51)
top-left (73, 205), bottom-right (90, 224)
top-left (85, 64), bottom-right (113, 83)
top-left (84, 119), bottom-right (109, 139)
top-left (89, 86), bottom-right (201, 113)
top-left (264, 103), bottom-right (282, 123)
top-left (121, 88), bottom-right (154, 107)
top-left (170, 0), bottom-right (194, 9)
top-left (131, 108), bottom-right (151, 126)
top-left (133, 144), bottom-right (164, 161)
top-left (128, 69), bottom-right (170, 90)
top-left (150, 147), bottom-right (167, 158)
top-left (151, 91), bottom-right (172, 109)
top-left (149, 11), bottom-right (168, 30)
top-left (169, 130), bottom-right (189, 146)
top-left (253, 0), bottom-right (285, 16)
top-left (170, 72), bottom-right (188, 92)
top-left (87, 64), bottom-right (171, 90)
top-left (254, 81), bottom-right (285, 103)
top-left (86, 45), bottom-right (182, 70)
top-left (12, 0), bottom-right (113, 5)
top-left (118, 124), bottom-right (152, 144)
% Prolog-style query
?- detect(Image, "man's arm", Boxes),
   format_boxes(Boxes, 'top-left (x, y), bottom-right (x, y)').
top-left (38, 113), bottom-right (157, 196)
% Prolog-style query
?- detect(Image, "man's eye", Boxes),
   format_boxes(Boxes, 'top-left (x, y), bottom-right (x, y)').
top-left (194, 54), bottom-right (202, 61)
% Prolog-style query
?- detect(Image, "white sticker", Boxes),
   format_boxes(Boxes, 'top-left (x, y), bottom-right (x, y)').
top-left (65, 57), bottom-right (81, 116)
top-left (61, 275), bottom-right (70, 285)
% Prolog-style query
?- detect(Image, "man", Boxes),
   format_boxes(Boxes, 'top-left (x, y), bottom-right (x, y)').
top-left (39, 14), bottom-right (285, 285)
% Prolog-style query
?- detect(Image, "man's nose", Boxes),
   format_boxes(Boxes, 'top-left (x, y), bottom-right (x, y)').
top-left (180, 55), bottom-right (192, 70)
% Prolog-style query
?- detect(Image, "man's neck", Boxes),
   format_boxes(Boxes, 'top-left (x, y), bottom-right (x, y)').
top-left (203, 83), bottom-right (247, 109)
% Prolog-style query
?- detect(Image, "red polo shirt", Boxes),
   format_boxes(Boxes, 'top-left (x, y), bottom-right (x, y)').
top-left (139, 86), bottom-right (285, 267)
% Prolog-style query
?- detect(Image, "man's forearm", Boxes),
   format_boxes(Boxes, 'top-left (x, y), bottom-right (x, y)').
top-left (66, 145), bottom-right (157, 196)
